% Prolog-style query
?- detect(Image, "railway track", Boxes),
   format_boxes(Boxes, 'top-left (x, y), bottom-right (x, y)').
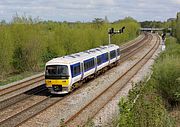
top-left (120, 34), bottom-right (152, 61)
top-left (0, 97), bottom-right (63, 127)
top-left (0, 33), bottom-right (153, 127)
top-left (0, 34), bottom-right (146, 102)
top-left (0, 74), bottom-right (44, 102)
top-left (0, 85), bottom-right (48, 110)
top-left (0, 33), bottom-right (148, 107)
top-left (64, 34), bottom-right (160, 126)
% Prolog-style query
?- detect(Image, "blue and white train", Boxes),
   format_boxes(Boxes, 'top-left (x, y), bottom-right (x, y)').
top-left (45, 44), bottom-right (120, 94)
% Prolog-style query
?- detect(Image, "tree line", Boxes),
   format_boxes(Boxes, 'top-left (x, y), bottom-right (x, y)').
top-left (140, 12), bottom-right (180, 42)
top-left (0, 16), bottom-right (140, 80)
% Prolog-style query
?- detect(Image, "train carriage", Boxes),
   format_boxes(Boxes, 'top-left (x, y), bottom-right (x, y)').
top-left (45, 44), bottom-right (120, 94)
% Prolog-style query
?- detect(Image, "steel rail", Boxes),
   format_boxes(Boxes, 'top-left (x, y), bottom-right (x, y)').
top-left (0, 34), bottom-right (146, 101)
top-left (0, 33), bottom-right (152, 127)
top-left (64, 34), bottom-right (160, 126)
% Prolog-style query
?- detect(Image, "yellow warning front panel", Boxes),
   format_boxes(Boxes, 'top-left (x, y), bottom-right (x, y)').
top-left (45, 79), bottom-right (69, 87)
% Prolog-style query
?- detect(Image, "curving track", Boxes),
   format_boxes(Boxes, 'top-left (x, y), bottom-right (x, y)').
top-left (64, 34), bottom-right (160, 126)
top-left (0, 33), bottom-right (158, 127)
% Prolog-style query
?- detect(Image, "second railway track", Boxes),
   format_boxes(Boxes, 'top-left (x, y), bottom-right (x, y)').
top-left (64, 34), bottom-right (160, 126)
top-left (0, 33), bottom-right (155, 127)
top-left (0, 74), bottom-right (44, 102)
top-left (0, 33), bottom-right (148, 108)
top-left (0, 33), bottom-right (147, 102)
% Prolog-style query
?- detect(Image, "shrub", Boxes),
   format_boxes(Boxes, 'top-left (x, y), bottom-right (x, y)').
top-left (0, 16), bottom-right (140, 78)
top-left (119, 81), bottom-right (175, 127)
top-left (153, 56), bottom-right (180, 103)
top-left (12, 46), bottom-right (27, 72)
top-left (152, 37), bottom-right (180, 104)
top-left (118, 37), bottom-right (180, 127)
top-left (42, 47), bottom-right (58, 63)
top-left (0, 26), bottom-right (13, 78)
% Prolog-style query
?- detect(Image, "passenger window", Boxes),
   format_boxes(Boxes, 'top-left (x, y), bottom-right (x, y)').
top-left (71, 63), bottom-right (81, 77)
top-left (105, 53), bottom-right (108, 61)
top-left (84, 58), bottom-right (95, 71)
top-left (97, 55), bottom-right (102, 65)
top-left (102, 53), bottom-right (108, 62)
top-left (110, 50), bottom-right (116, 59)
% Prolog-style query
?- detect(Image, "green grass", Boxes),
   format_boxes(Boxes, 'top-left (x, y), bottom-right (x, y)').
top-left (118, 37), bottom-right (180, 127)
top-left (0, 71), bottom-right (41, 86)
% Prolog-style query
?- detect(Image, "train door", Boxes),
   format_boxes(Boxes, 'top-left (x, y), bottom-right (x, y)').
top-left (80, 62), bottom-right (84, 80)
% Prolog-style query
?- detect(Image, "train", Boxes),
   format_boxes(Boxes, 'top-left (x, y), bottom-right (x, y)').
top-left (45, 44), bottom-right (120, 94)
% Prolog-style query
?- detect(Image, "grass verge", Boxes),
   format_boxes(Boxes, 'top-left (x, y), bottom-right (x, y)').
top-left (0, 71), bottom-right (41, 86)
top-left (118, 36), bottom-right (180, 127)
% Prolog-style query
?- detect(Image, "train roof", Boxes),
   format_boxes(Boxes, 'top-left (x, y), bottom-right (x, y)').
top-left (46, 44), bottom-right (119, 65)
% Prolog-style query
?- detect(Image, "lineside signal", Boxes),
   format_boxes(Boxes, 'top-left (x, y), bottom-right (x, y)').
top-left (108, 27), bottom-right (125, 44)
top-left (108, 27), bottom-right (125, 35)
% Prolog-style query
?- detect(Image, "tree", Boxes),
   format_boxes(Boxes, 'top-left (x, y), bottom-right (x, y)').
top-left (42, 47), bottom-right (58, 63)
top-left (0, 20), bottom-right (6, 25)
top-left (104, 16), bottom-right (109, 23)
top-left (176, 12), bottom-right (180, 42)
top-left (12, 46), bottom-right (27, 72)
top-left (92, 18), bottom-right (105, 28)
top-left (177, 12), bottom-right (180, 21)
top-left (12, 13), bottom-right (40, 24)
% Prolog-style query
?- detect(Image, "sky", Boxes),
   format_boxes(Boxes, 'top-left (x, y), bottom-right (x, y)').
top-left (0, 0), bottom-right (180, 22)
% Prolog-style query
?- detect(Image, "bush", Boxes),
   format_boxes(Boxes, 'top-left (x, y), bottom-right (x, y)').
top-left (0, 26), bottom-right (13, 79)
top-left (12, 46), bottom-right (27, 72)
top-left (119, 81), bottom-right (175, 127)
top-left (175, 20), bottom-right (180, 42)
top-left (0, 16), bottom-right (140, 79)
top-left (118, 37), bottom-right (180, 127)
top-left (152, 37), bottom-right (180, 104)
top-left (42, 47), bottom-right (58, 63)
top-left (153, 56), bottom-right (180, 103)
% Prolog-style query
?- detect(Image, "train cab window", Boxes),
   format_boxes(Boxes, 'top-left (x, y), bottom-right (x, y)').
top-left (97, 55), bottom-right (102, 65)
top-left (45, 65), bottom-right (69, 79)
top-left (117, 48), bottom-right (120, 56)
top-left (71, 63), bottom-right (81, 77)
top-left (84, 58), bottom-right (95, 72)
top-left (110, 50), bottom-right (116, 59)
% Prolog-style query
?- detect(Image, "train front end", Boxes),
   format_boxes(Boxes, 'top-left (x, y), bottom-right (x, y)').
top-left (45, 64), bottom-right (71, 94)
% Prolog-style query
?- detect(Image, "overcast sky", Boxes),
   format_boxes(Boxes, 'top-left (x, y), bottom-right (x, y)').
top-left (0, 0), bottom-right (180, 22)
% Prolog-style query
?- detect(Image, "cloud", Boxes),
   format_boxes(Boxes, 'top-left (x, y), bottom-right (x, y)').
top-left (0, 0), bottom-right (179, 22)
top-left (171, 0), bottom-right (180, 4)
